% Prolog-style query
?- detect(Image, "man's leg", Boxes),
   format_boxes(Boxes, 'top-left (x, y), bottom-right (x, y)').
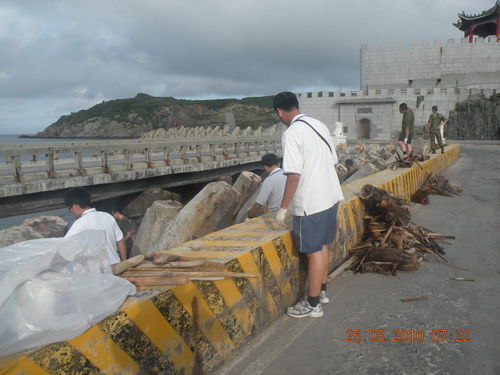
top-left (430, 132), bottom-right (436, 153)
top-left (407, 143), bottom-right (412, 154)
top-left (436, 131), bottom-right (444, 153)
top-left (306, 249), bottom-right (325, 299)
top-left (398, 141), bottom-right (407, 154)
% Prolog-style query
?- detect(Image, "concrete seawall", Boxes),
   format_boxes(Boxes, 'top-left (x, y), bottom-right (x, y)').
top-left (0, 145), bottom-right (461, 375)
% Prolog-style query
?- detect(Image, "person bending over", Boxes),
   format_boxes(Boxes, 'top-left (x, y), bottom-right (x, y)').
top-left (65, 187), bottom-right (127, 264)
top-left (247, 153), bottom-right (287, 218)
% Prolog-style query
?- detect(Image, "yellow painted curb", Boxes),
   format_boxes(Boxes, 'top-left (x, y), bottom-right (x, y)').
top-left (0, 145), bottom-right (460, 375)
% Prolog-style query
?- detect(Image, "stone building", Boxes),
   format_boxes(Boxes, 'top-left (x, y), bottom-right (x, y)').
top-left (298, 2), bottom-right (500, 141)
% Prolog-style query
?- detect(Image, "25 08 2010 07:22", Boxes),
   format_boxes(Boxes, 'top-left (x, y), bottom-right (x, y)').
top-left (345, 329), bottom-right (471, 343)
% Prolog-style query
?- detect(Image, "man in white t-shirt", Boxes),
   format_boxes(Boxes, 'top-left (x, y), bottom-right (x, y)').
top-left (274, 91), bottom-right (344, 319)
top-left (64, 187), bottom-right (127, 265)
top-left (247, 153), bottom-right (286, 218)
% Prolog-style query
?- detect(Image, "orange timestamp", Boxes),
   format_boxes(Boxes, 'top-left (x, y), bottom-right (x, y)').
top-left (345, 329), bottom-right (471, 343)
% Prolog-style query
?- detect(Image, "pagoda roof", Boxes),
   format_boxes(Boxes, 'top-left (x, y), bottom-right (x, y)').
top-left (453, 1), bottom-right (500, 37)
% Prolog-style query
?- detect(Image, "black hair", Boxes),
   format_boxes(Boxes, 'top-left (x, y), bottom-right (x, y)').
top-left (64, 187), bottom-right (91, 209)
top-left (399, 103), bottom-right (408, 110)
top-left (261, 153), bottom-right (280, 167)
top-left (345, 159), bottom-right (354, 167)
top-left (273, 92), bottom-right (299, 111)
top-left (432, 105), bottom-right (438, 110)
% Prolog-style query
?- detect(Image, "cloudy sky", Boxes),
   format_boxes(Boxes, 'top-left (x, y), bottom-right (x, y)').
top-left (0, 0), bottom-right (494, 134)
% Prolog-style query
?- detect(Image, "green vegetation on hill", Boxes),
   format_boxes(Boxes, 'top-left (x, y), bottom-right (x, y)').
top-left (57, 93), bottom-right (275, 125)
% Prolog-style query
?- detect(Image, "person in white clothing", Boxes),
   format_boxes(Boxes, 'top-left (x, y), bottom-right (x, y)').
top-left (247, 153), bottom-right (286, 218)
top-left (64, 187), bottom-right (127, 265)
top-left (274, 91), bottom-right (344, 319)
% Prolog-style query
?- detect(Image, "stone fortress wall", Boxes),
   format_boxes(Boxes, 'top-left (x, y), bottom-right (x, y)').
top-left (361, 37), bottom-right (500, 91)
top-left (298, 38), bottom-right (500, 141)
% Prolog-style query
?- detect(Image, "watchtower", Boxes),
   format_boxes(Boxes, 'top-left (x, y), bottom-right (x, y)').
top-left (454, 0), bottom-right (500, 42)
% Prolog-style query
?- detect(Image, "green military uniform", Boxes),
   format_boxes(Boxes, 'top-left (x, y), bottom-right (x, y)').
top-left (427, 112), bottom-right (445, 153)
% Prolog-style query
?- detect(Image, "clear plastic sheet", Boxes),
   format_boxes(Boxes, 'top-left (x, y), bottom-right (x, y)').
top-left (0, 230), bottom-right (136, 356)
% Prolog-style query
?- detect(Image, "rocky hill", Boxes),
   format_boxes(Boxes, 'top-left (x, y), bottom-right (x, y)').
top-left (446, 94), bottom-right (500, 140)
top-left (34, 93), bottom-right (277, 139)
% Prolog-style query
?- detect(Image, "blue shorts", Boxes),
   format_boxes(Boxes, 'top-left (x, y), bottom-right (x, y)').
top-left (292, 203), bottom-right (339, 253)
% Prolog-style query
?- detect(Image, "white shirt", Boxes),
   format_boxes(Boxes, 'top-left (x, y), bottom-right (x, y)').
top-left (282, 114), bottom-right (344, 216)
top-left (255, 167), bottom-right (286, 211)
top-left (65, 208), bottom-right (124, 265)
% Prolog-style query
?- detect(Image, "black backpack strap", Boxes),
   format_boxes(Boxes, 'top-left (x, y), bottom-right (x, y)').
top-left (293, 118), bottom-right (332, 154)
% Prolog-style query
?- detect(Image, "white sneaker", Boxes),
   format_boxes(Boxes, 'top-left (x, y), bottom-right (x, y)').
top-left (320, 290), bottom-right (329, 304)
top-left (286, 299), bottom-right (323, 318)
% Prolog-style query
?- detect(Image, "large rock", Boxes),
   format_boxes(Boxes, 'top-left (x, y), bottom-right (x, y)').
top-left (0, 216), bottom-right (68, 248)
top-left (21, 216), bottom-right (67, 238)
top-left (232, 171), bottom-right (261, 217)
top-left (447, 94), bottom-right (500, 140)
top-left (123, 189), bottom-right (181, 218)
top-left (365, 152), bottom-right (388, 171)
top-left (0, 226), bottom-right (43, 248)
top-left (151, 181), bottom-right (240, 252)
top-left (234, 186), bottom-right (262, 224)
top-left (131, 200), bottom-right (183, 256)
top-left (344, 163), bottom-right (381, 184)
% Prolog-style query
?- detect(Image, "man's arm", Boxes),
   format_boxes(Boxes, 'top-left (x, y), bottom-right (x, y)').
top-left (117, 240), bottom-right (127, 261)
top-left (123, 231), bottom-right (132, 242)
top-left (280, 174), bottom-right (300, 209)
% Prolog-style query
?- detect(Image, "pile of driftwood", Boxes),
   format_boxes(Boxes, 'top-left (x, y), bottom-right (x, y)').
top-left (388, 152), bottom-right (430, 169)
top-left (111, 253), bottom-right (256, 288)
top-left (349, 184), bottom-right (458, 276)
top-left (412, 173), bottom-right (463, 204)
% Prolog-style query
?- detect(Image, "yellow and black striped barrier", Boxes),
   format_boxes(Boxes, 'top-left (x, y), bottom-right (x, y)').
top-left (0, 145), bottom-right (460, 375)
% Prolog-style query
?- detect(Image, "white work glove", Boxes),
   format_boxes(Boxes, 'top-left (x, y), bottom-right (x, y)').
top-left (276, 207), bottom-right (287, 227)
top-left (335, 163), bottom-right (347, 174)
top-left (403, 137), bottom-right (408, 144)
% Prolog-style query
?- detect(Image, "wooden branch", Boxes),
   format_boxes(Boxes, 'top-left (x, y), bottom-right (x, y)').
top-left (122, 270), bottom-right (258, 278)
top-left (328, 256), bottom-right (359, 281)
top-left (111, 255), bottom-right (145, 275)
top-left (125, 275), bottom-right (189, 286)
top-left (381, 219), bottom-right (396, 246)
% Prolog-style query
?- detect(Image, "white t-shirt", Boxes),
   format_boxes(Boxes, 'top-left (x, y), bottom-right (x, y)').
top-left (282, 114), bottom-right (344, 216)
top-left (255, 167), bottom-right (286, 211)
top-left (64, 208), bottom-right (124, 264)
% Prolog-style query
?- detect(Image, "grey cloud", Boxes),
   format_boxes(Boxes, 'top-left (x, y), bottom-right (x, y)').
top-left (0, 0), bottom-right (494, 133)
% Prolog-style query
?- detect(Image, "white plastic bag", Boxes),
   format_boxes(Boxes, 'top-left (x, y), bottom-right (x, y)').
top-left (0, 230), bottom-right (136, 356)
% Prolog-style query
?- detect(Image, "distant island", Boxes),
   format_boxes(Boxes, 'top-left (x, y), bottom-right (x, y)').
top-left (31, 93), bottom-right (277, 139)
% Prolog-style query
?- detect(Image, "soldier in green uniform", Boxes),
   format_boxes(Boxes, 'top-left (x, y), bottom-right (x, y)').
top-left (426, 105), bottom-right (447, 154)
top-left (398, 103), bottom-right (414, 155)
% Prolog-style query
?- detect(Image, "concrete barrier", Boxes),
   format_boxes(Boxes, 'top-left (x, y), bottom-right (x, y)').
top-left (0, 145), bottom-right (461, 375)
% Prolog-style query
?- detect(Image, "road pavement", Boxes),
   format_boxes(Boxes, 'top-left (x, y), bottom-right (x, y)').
top-left (216, 145), bottom-right (500, 375)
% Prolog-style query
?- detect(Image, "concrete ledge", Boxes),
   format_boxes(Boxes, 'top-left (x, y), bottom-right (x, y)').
top-left (0, 145), bottom-right (461, 374)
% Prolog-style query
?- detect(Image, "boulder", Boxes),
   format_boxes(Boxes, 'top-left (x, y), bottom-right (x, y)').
top-left (234, 186), bottom-right (262, 224)
top-left (0, 226), bottom-right (44, 248)
top-left (131, 200), bottom-right (183, 256)
top-left (21, 216), bottom-right (67, 238)
top-left (151, 181), bottom-right (240, 252)
top-left (217, 175), bottom-right (233, 185)
top-left (253, 126), bottom-right (263, 136)
top-left (242, 126), bottom-right (252, 136)
top-left (231, 126), bottom-right (241, 136)
top-left (232, 171), bottom-right (261, 217)
top-left (123, 188), bottom-right (181, 218)
top-left (366, 152), bottom-right (388, 171)
top-left (344, 163), bottom-right (381, 184)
